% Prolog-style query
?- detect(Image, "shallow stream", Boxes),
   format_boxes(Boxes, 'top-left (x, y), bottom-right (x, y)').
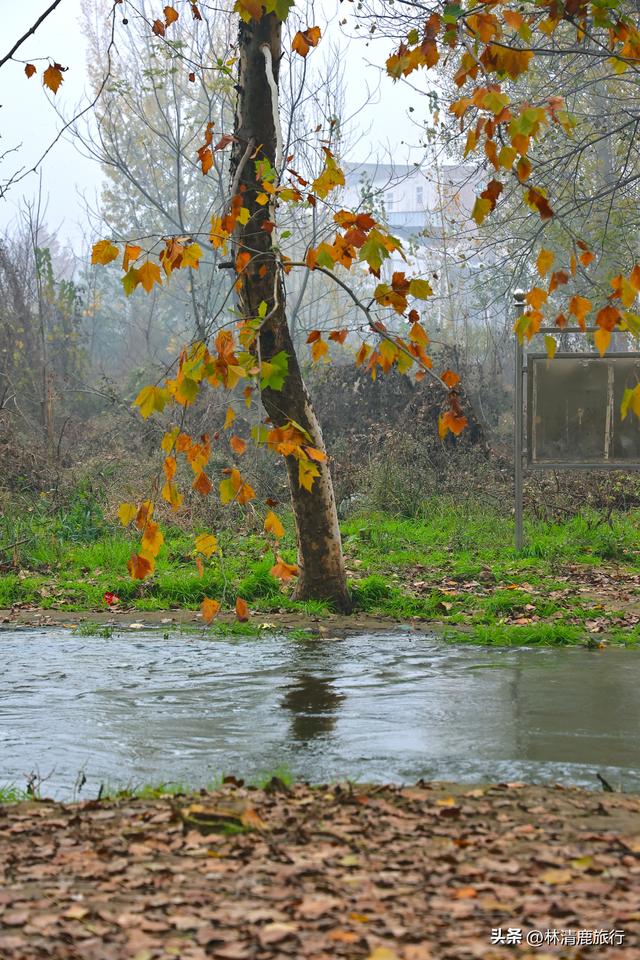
top-left (1, 627), bottom-right (639, 798)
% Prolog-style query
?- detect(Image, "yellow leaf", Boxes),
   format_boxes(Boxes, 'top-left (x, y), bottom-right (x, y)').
top-left (91, 240), bottom-right (119, 265)
top-left (161, 426), bottom-right (180, 452)
top-left (134, 385), bottom-right (170, 419)
top-left (195, 533), bottom-right (218, 558)
top-left (536, 248), bottom-right (555, 277)
top-left (118, 502), bottom-right (137, 526)
top-left (463, 129), bottom-right (477, 158)
top-left (219, 478), bottom-right (236, 505)
top-left (162, 481), bottom-right (183, 511)
top-left (224, 407), bottom-right (236, 430)
top-left (209, 216), bottom-right (229, 252)
top-left (622, 311), bottom-right (640, 337)
top-left (497, 145), bottom-right (517, 169)
top-left (471, 197), bottom-right (492, 226)
top-left (219, 468), bottom-right (255, 505)
top-left (408, 278), bottom-right (433, 299)
top-left (571, 855), bottom-right (594, 870)
top-left (621, 385), bottom-right (640, 419)
top-left (237, 207), bottom-right (251, 225)
top-left (256, 193), bottom-right (269, 206)
top-left (201, 597), bottom-right (220, 623)
top-left (594, 327), bottom-right (611, 357)
top-left (233, 0), bottom-right (263, 22)
top-left (264, 510), bottom-right (285, 538)
top-left (621, 277), bottom-right (638, 309)
top-left (122, 267), bottom-right (139, 296)
top-left (397, 351), bottom-right (414, 374)
top-left (299, 459), bottom-right (320, 492)
top-left (137, 260), bottom-right (162, 293)
top-left (181, 242), bottom-right (203, 269)
top-left (544, 335), bottom-right (557, 359)
top-left (312, 152), bottom-right (345, 199)
top-left (141, 521), bottom-right (164, 558)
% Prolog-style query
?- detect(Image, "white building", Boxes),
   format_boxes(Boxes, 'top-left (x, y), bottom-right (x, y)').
top-left (342, 161), bottom-right (478, 243)
top-left (340, 161), bottom-right (489, 335)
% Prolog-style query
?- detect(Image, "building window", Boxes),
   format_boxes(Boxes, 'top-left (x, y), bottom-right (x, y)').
top-left (416, 186), bottom-right (424, 206)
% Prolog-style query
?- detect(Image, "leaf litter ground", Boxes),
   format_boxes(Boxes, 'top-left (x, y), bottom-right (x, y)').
top-left (1, 780), bottom-right (639, 959)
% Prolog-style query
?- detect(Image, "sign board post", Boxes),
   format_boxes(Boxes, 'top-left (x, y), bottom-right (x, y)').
top-left (514, 291), bottom-right (525, 551)
top-left (512, 296), bottom-right (640, 550)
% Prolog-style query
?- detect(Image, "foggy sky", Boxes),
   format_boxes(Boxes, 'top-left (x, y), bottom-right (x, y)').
top-left (0, 0), bottom-right (428, 249)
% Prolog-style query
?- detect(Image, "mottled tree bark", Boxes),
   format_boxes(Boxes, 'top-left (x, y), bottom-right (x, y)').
top-left (229, 13), bottom-right (351, 612)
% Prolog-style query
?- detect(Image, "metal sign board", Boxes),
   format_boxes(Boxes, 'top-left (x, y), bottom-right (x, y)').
top-left (527, 353), bottom-right (640, 468)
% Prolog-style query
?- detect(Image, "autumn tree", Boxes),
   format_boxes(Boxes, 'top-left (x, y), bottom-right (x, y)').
top-left (7, 0), bottom-right (640, 610)
top-left (425, 27), bottom-right (640, 350)
top-left (374, 0), bottom-right (640, 355)
top-left (75, 0), bottom-right (359, 373)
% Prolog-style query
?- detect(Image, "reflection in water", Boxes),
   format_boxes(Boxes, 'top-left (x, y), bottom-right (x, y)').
top-left (2, 628), bottom-right (640, 798)
top-left (281, 674), bottom-right (345, 741)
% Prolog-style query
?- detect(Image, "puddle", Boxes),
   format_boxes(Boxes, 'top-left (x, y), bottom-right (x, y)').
top-left (1, 627), bottom-right (639, 797)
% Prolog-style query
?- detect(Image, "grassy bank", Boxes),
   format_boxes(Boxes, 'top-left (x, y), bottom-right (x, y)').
top-left (2, 493), bottom-right (640, 644)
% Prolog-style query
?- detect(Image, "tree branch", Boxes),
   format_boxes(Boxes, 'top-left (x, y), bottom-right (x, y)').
top-left (0, 0), bottom-right (66, 70)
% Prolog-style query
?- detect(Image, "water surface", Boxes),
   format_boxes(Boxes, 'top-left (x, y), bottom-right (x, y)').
top-left (1, 627), bottom-right (639, 798)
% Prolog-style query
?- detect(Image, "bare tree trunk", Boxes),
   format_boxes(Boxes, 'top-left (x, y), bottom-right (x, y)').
top-left (230, 13), bottom-right (351, 612)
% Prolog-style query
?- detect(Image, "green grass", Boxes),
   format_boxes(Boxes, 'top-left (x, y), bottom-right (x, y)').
top-left (74, 622), bottom-right (115, 638)
top-left (446, 623), bottom-right (587, 646)
top-left (0, 763), bottom-right (297, 807)
top-left (101, 766), bottom-right (295, 800)
top-left (98, 781), bottom-right (198, 801)
top-left (3, 491), bottom-right (640, 645)
top-left (446, 622), bottom-right (639, 646)
top-left (0, 784), bottom-right (30, 804)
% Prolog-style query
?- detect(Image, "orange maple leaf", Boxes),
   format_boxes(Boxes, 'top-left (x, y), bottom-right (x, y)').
top-left (292, 26), bottom-right (322, 57)
top-left (235, 597), bottom-right (250, 621)
top-left (43, 63), bottom-right (65, 94)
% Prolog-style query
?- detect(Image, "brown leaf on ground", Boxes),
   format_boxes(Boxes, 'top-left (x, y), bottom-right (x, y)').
top-left (0, 781), bottom-right (638, 959)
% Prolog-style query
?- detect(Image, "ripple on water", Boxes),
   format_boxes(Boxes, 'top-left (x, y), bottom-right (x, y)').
top-left (1, 627), bottom-right (639, 798)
